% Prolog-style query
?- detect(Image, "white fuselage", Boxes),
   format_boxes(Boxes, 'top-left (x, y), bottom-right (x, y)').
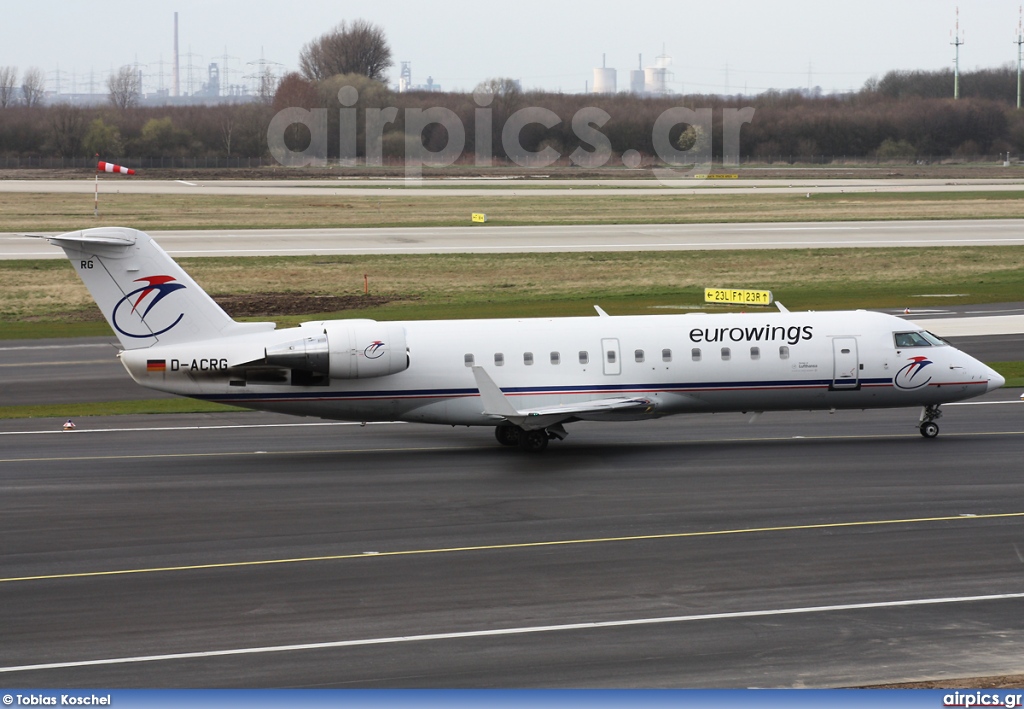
top-left (118, 309), bottom-right (1001, 426)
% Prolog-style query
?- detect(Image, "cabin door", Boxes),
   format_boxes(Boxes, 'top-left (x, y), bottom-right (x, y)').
top-left (601, 338), bottom-right (621, 376)
top-left (831, 337), bottom-right (860, 390)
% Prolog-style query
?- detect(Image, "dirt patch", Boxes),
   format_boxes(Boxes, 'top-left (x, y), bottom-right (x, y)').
top-left (212, 292), bottom-right (395, 317)
top-left (20, 292), bottom-right (396, 322)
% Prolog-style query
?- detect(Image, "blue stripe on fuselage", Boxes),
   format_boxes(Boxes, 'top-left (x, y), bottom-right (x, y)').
top-left (194, 378), bottom-right (895, 403)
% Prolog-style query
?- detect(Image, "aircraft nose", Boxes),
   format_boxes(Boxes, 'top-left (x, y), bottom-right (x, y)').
top-left (986, 366), bottom-right (1005, 392)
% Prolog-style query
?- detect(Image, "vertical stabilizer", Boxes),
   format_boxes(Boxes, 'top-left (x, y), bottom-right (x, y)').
top-left (47, 227), bottom-right (274, 349)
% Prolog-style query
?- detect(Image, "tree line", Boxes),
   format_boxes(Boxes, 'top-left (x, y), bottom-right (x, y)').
top-left (3, 66), bottom-right (1024, 163)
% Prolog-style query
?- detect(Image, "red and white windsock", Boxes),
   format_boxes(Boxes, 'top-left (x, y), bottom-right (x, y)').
top-left (97, 161), bottom-right (135, 175)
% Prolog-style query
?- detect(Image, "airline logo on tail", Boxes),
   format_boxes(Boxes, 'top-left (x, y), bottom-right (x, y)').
top-left (112, 275), bottom-right (186, 338)
top-left (894, 355), bottom-right (934, 390)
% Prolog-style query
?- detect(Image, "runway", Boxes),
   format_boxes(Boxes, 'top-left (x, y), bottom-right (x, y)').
top-left (2, 394), bottom-right (1023, 687)
top-left (2, 176), bottom-right (1024, 198)
top-left (4, 219), bottom-right (1024, 258)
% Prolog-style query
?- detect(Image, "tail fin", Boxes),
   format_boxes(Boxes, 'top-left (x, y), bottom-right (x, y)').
top-left (48, 227), bottom-right (275, 349)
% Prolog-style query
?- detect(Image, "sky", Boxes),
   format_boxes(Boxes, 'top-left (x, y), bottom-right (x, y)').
top-left (3, 0), bottom-right (1022, 96)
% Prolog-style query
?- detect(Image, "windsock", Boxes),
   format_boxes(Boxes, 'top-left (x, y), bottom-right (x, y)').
top-left (97, 161), bottom-right (135, 175)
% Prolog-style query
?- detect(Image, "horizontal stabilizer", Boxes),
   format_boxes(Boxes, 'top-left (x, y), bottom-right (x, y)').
top-left (42, 230), bottom-right (137, 248)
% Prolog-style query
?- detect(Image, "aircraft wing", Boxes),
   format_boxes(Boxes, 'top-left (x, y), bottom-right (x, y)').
top-left (472, 366), bottom-right (655, 430)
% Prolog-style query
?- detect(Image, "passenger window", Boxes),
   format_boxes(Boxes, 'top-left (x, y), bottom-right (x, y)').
top-left (662, 348), bottom-right (672, 362)
top-left (524, 352), bottom-right (534, 365)
top-left (779, 346), bottom-right (790, 360)
top-left (691, 348), bottom-right (701, 362)
top-left (607, 350), bottom-right (616, 363)
top-left (635, 349), bottom-right (644, 363)
top-left (721, 347), bottom-right (731, 360)
top-left (750, 346), bottom-right (760, 360)
top-left (550, 351), bottom-right (560, 365)
top-left (494, 353), bottom-right (504, 366)
top-left (579, 351), bottom-right (589, 364)
top-left (464, 354), bottom-right (475, 366)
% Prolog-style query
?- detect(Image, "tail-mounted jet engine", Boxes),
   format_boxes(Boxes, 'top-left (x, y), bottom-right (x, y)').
top-left (262, 320), bottom-right (409, 379)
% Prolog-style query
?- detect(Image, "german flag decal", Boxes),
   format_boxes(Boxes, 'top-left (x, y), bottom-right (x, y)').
top-left (147, 359), bottom-right (167, 372)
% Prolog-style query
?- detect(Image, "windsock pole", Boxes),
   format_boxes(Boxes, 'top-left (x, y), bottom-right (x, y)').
top-left (94, 160), bottom-right (135, 217)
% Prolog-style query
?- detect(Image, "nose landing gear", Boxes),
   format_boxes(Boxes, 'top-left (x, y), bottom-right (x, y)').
top-left (919, 405), bottom-right (943, 438)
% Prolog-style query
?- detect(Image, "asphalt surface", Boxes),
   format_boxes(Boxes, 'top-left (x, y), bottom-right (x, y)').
top-left (1, 394), bottom-right (1023, 687)
top-left (2, 176), bottom-right (1024, 197)
top-left (1, 214), bottom-right (1022, 687)
top-left (0, 337), bottom-right (173, 406)
top-left (4, 219), bottom-right (1024, 258)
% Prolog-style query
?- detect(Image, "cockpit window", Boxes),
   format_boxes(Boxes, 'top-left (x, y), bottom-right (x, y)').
top-left (894, 330), bottom-right (946, 348)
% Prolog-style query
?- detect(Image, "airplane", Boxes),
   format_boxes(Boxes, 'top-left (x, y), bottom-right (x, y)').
top-left (41, 227), bottom-right (1005, 452)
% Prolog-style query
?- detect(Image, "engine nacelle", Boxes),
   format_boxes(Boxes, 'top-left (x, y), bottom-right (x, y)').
top-left (263, 320), bottom-right (408, 379)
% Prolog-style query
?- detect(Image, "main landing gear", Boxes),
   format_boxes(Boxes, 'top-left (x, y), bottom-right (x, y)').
top-left (494, 424), bottom-right (566, 452)
top-left (919, 404), bottom-right (943, 439)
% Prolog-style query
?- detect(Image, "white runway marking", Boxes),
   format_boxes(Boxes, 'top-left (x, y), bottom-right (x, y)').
top-left (0, 343), bottom-right (112, 351)
top-left (3, 591), bottom-right (1023, 674)
top-left (0, 421), bottom-right (405, 436)
top-left (945, 400), bottom-right (1022, 407)
top-left (138, 237), bottom-right (1024, 257)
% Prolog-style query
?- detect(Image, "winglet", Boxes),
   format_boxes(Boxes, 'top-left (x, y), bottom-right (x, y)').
top-left (594, 305), bottom-right (609, 317)
top-left (471, 366), bottom-right (521, 418)
top-left (775, 301), bottom-right (790, 313)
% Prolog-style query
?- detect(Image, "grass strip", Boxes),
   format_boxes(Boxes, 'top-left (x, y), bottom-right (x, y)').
top-left (0, 398), bottom-right (244, 420)
top-left (4, 247), bottom-right (1024, 336)
top-left (990, 361), bottom-right (1024, 388)
top-left (3, 190), bottom-right (1024, 231)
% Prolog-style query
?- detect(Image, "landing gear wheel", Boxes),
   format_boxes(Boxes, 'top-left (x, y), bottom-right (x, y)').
top-left (494, 425), bottom-right (520, 447)
top-left (518, 429), bottom-right (549, 452)
top-left (920, 421), bottom-right (939, 439)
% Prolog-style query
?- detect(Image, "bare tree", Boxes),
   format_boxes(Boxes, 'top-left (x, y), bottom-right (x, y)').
top-left (47, 103), bottom-right (86, 156)
top-left (107, 65), bottom-right (141, 110)
top-left (21, 66), bottom-right (44, 107)
top-left (474, 78), bottom-right (524, 159)
top-left (216, 105), bottom-right (237, 156)
top-left (299, 19), bottom-right (392, 82)
top-left (0, 66), bottom-right (17, 107)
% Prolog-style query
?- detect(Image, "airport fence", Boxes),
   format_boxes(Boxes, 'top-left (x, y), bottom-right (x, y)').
top-left (0, 156), bottom-right (279, 170)
top-left (0, 154), bottom-right (1019, 170)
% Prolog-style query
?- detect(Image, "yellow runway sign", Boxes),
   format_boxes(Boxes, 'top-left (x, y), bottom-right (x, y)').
top-left (704, 288), bottom-right (773, 306)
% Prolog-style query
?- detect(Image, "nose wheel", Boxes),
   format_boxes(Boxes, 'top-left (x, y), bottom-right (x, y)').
top-left (918, 405), bottom-right (943, 439)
